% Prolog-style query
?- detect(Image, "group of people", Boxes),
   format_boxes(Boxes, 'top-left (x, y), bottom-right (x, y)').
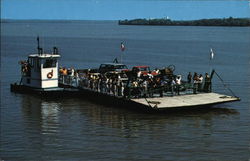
top-left (59, 66), bottom-right (212, 98)
top-left (187, 72), bottom-right (212, 93)
top-left (59, 67), bottom-right (78, 84)
top-left (78, 72), bottom-right (127, 97)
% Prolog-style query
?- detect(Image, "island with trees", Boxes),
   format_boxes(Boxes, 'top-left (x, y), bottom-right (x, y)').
top-left (118, 17), bottom-right (250, 27)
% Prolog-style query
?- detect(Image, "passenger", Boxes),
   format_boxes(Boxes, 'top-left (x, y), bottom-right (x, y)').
top-left (137, 71), bottom-right (142, 78)
top-left (132, 81), bottom-right (140, 98)
top-left (59, 66), bottom-right (63, 75)
top-left (198, 74), bottom-right (203, 92)
top-left (176, 75), bottom-right (181, 85)
top-left (62, 67), bottom-right (67, 75)
top-left (108, 78), bottom-right (112, 94)
top-left (112, 78), bottom-right (117, 96)
top-left (147, 73), bottom-right (153, 79)
top-left (156, 77), bottom-right (163, 97)
top-left (193, 73), bottom-right (199, 94)
top-left (193, 72), bottom-right (198, 81)
top-left (71, 67), bottom-right (75, 77)
top-left (75, 72), bottom-right (79, 87)
top-left (120, 80), bottom-right (125, 97)
top-left (154, 68), bottom-right (160, 75)
top-left (142, 79), bottom-right (148, 97)
top-left (187, 72), bottom-right (192, 84)
top-left (203, 73), bottom-right (211, 92)
top-left (67, 68), bottom-right (72, 76)
top-left (176, 76), bottom-right (181, 95)
top-left (171, 78), bottom-right (176, 95)
top-left (61, 67), bottom-right (68, 84)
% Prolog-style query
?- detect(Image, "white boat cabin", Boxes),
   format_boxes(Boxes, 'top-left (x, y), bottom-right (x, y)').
top-left (21, 46), bottom-right (60, 89)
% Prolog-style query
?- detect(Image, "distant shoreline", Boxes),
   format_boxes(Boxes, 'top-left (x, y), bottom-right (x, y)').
top-left (0, 19), bottom-right (116, 23)
top-left (119, 17), bottom-right (250, 27)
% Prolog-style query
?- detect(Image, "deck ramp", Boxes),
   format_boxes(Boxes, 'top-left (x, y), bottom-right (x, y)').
top-left (131, 93), bottom-right (240, 109)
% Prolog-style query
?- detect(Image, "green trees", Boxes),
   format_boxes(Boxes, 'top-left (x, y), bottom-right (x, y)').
top-left (118, 17), bottom-right (250, 26)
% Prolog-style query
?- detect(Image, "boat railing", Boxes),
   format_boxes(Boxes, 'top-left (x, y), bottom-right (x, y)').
top-left (58, 74), bottom-right (212, 99)
top-left (124, 83), bottom-right (207, 99)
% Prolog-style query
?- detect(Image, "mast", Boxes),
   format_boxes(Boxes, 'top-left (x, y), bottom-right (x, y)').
top-left (37, 36), bottom-right (43, 55)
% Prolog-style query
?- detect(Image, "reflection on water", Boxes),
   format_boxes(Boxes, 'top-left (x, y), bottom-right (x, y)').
top-left (21, 95), bottom-right (60, 135)
top-left (16, 94), bottom-right (243, 160)
top-left (20, 95), bottom-right (239, 138)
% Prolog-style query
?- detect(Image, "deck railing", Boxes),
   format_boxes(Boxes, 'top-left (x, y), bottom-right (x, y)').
top-left (58, 74), bottom-right (212, 99)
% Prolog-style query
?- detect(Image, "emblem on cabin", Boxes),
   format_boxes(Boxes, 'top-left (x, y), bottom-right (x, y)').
top-left (47, 70), bottom-right (54, 79)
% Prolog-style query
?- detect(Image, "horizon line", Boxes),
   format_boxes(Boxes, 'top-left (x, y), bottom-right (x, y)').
top-left (1, 17), bottom-right (250, 22)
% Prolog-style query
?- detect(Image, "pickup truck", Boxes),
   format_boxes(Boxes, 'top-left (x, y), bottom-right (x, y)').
top-left (99, 63), bottom-right (129, 74)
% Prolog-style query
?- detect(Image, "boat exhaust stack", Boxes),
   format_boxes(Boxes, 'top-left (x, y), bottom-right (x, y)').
top-left (53, 46), bottom-right (59, 55)
top-left (37, 36), bottom-right (43, 55)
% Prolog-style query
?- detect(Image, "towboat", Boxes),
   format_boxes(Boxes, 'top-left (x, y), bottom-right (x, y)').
top-left (10, 37), bottom-right (79, 96)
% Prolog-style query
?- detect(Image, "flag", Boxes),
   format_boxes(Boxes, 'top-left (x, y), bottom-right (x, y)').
top-left (210, 48), bottom-right (214, 60)
top-left (121, 42), bottom-right (125, 51)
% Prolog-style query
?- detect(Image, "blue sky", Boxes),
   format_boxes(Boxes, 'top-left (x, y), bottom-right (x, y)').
top-left (1, 0), bottom-right (250, 20)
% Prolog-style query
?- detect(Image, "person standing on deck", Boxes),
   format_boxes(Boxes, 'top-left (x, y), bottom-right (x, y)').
top-left (176, 75), bottom-right (181, 95)
top-left (187, 72), bottom-right (192, 84)
top-left (156, 77), bottom-right (163, 97)
top-left (198, 74), bottom-right (203, 92)
top-left (193, 72), bottom-right (199, 94)
top-left (148, 78), bottom-right (154, 97)
top-left (120, 80), bottom-right (125, 97)
top-left (171, 77), bottom-right (176, 95)
top-left (204, 73), bottom-right (211, 92)
top-left (142, 79), bottom-right (148, 97)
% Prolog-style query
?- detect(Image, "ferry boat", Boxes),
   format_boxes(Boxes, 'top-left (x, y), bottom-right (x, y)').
top-left (11, 38), bottom-right (240, 111)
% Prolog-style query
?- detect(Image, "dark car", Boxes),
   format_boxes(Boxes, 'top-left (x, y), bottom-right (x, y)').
top-left (99, 63), bottom-right (129, 74)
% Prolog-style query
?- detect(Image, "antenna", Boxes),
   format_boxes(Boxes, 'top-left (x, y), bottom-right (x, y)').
top-left (37, 36), bottom-right (43, 55)
top-left (37, 36), bottom-right (40, 53)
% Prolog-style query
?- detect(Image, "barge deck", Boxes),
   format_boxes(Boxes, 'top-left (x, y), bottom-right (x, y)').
top-left (131, 93), bottom-right (240, 109)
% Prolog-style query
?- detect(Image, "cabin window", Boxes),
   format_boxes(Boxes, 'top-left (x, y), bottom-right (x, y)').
top-left (28, 58), bottom-right (33, 67)
top-left (43, 58), bottom-right (57, 68)
top-left (36, 59), bottom-right (40, 69)
top-left (33, 58), bottom-right (41, 71)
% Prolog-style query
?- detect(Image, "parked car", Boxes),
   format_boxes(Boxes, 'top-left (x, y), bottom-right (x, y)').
top-left (132, 66), bottom-right (151, 76)
top-left (99, 63), bottom-right (129, 74)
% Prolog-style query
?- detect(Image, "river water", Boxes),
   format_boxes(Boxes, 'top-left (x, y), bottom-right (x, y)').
top-left (1, 20), bottom-right (250, 160)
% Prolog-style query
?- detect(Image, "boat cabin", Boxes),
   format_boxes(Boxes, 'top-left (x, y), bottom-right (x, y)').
top-left (21, 38), bottom-right (60, 89)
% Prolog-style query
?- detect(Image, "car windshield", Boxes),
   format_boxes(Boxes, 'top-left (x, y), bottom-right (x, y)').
top-left (114, 65), bottom-right (128, 69)
top-left (139, 67), bottom-right (149, 71)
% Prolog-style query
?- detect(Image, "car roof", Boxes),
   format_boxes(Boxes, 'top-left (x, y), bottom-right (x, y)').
top-left (133, 66), bottom-right (149, 68)
top-left (100, 63), bottom-right (126, 66)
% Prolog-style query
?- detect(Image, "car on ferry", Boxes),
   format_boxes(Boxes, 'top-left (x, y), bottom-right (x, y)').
top-left (132, 66), bottom-right (150, 75)
top-left (132, 65), bottom-right (160, 76)
top-left (99, 63), bottom-right (129, 74)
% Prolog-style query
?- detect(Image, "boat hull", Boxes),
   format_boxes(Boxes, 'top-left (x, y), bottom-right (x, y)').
top-left (10, 83), bottom-right (240, 111)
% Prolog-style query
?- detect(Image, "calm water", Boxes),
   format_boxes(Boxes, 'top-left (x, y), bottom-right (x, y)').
top-left (1, 20), bottom-right (250, 160)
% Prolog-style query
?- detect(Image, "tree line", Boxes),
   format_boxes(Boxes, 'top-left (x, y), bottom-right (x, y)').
top-left (118, 17), bottom-right (250, 27)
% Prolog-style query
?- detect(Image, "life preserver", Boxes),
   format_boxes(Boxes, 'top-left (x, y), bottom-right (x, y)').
top-left (47, 70), bottom-right (53, 79)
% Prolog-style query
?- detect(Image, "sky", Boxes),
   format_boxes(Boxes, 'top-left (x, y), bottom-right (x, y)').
top-left (1, 0), bottom-right (250, 20)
